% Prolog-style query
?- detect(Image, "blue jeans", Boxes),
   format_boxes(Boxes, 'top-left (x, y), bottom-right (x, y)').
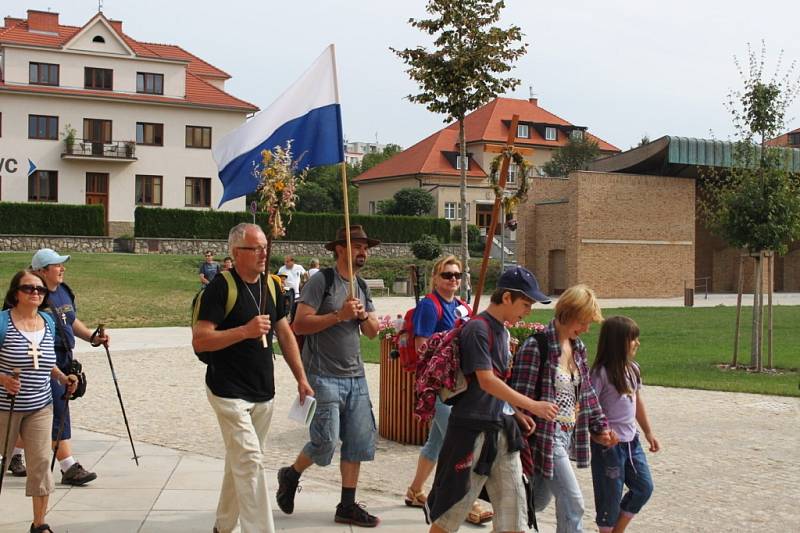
top-left (534, 425), bottom-right (585, 533)
top-left (420, 397), bottom-right (451, 462)
top-left (302, 374), bottom-right (376, 466)
top-left (591, 436), bottom-right (654, 528)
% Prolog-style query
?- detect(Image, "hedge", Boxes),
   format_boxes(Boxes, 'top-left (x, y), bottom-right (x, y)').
top-left (0, 202), bottom-right (105, 236)
top-left (134, 207), bottom-right (451, 243)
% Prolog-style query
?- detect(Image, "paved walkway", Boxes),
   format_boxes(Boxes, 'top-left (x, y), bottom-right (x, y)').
top-left (2, 296), bottom-right (798, 532)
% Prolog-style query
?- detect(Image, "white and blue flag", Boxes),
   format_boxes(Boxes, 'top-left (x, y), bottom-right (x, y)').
top-left (213, 45), bottom-right (344, 206)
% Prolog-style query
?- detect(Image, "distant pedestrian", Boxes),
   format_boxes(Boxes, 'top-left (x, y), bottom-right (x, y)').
top-left (307, 258), bottom-right (320, 279)
top-left (222, 256), bottom-right (234, 272)
top-left (199, 251), bottom-right (221, 288)
top-left (590, 316), bottom-right (658, 533)
top-left (277, 255), bottom-right (306, 298)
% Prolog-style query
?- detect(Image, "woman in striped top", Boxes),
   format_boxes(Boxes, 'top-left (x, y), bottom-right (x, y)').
top-left (1, 270), bottom-right (77, 533)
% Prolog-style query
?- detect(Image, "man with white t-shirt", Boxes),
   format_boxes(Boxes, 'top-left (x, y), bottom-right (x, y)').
top-left (277, 256), bottom-right (306, 298)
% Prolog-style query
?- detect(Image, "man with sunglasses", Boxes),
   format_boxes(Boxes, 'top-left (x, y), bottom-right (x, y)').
top-left (31, 248), bottom-right (107, 487)
top-left (192, 223), bottom-right (313, 533)
top-left (199, 250), bottom-right (221, 289)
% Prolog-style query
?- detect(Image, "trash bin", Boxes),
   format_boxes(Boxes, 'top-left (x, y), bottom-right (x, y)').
top-left (392, 279), bottom-right (408, 296)
top-left (684, 287), bottom-right (694, 307)
top-left (378, 338), bottom-right (427, 445)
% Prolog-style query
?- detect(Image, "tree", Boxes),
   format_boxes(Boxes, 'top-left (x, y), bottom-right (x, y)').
top-left (304, 162), bottom-right (360, 212)
top-left (296, 182), bottom-right (334, 212)
top-left (700, 42), bottom-right (800, 370)
top-left (361, 143), bottom-right (402, 173)
top-left (542, 136), bottom-right (600, 176)
top-left (393, 0), bottom-right (527, 299)
top-left (379, 187), bottom-right (435, 216)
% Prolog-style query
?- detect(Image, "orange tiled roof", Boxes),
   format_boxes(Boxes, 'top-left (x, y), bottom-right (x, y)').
top-left (0, 12), bottom-right (253, 111)
top-left (354, 97), bottom-right (619, 182)
top-left (767, 127), bottom-right (800, 147)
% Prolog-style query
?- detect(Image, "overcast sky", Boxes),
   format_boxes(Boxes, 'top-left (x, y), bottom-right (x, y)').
top-left (6, 0), bottom-right (800, 151)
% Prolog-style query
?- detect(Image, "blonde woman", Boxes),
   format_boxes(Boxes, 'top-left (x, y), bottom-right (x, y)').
top-left (509, 284), bottom-right (617, 533)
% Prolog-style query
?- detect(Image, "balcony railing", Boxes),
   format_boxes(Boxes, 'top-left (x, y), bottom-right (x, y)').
top-left (62, 139), bottom-right (137, 160)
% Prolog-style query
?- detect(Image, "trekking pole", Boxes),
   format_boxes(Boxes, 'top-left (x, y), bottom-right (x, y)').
top-left (93, 324), bottom-right (139, 465)
top-left (0, 368), bottom-right (20, 496)
top-left (50, 393), bottom-right (70, 471)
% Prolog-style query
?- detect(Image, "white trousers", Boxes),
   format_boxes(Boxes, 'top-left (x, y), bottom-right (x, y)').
top-left (206, 387), bottom-right (275, 533)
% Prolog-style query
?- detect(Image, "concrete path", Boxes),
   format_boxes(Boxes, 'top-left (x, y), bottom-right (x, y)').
top-left (1, 296), bottom-right (795, 532)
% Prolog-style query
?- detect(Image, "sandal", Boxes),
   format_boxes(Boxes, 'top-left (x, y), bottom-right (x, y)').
top-left (404, 486), bottom-right (427, 507)
top-left (466, 501), bottom-right (494, 525)
top-left (30, 524), bottom-right (54, 533)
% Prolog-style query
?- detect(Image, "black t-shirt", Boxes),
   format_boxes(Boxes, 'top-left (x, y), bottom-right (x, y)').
top-left (197, 270), bottom-right (286, 402)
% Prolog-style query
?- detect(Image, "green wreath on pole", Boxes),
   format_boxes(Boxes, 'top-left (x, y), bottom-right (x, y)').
top-left (488, 148), bottom-right (530, 211)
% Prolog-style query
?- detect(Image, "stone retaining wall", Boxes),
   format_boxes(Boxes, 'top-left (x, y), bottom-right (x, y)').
top-left (0, 234), bottom-right (114, 253)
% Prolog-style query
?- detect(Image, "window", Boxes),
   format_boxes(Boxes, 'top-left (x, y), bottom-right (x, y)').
top-left (545, 127), bottom-right (557, 141)
top-left (83, 118), bottom-right (112, 143)
top-left (368, 201), bottom-right (376, 215)
top-left (28, 170), bottom-right (58, 201)
top-left (136, 122), bottom-right (164, 146)
top-left (789, 133), bottom-right (800, 146)
top-left (28, 115), bottom-right (58, 140)
top-left (84, 67), bottom-right (113, 90)
top-left (136, 72), bottom-right (164, 95)
top-left (570, 129), bottom-right (584, 141)
top-left (444, 201), bottom-right (469, 220)
top-left (508, 163), bottom-right (518, 184)
top-left (185, 126), bottom-right (212, 148)
top-left (455, 155), bottom-right (468, 170)
top-left (517, 124), bottom-right (530, 138)
top-left (29, 62), bottom-right (59, 86)
top-left (92, 35), bottom-right (105, 43)
top-left (136, 175), bottom-right (163, 205)
top-left (185, 177), bottom-right (211, 207)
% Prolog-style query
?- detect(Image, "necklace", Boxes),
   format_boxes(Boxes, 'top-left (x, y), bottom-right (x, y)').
top-left (242, 276), bottom-right (268, 348)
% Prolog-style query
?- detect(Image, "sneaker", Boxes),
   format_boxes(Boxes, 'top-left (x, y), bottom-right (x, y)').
top-left (29, 523), bottom-right (54, 532)
top-left (275, 466), bottom-right (301, 514)
top-left (60, 462), bottom-right (97, 486)
top-left (9, 454), bottom-right (27, 477)
top-left (334, 502), bottom-right (380, 528)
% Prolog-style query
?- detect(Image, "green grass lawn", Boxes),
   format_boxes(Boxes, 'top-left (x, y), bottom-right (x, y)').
top-left (2, 251), bottom-right (796, 396)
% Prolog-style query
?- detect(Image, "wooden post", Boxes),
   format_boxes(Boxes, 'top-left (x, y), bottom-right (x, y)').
top-left (472, 114), bottom-right (519, 313)
top-left (340, 162), bottom-right (355, 297)
top-left (767, 251), bottom-right (774, 370)
top-left (732, 253), bottom-right (745, 367)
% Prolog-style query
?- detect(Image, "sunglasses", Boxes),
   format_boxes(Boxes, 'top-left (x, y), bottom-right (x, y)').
top-left (237, 245), bottom-right (268, 254)
top-left (19, 284), bottom-right (48, 295)
top-left (440, 272), bottom-right (463, 280)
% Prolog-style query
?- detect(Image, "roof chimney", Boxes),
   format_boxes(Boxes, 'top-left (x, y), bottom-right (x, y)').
top-left (529, 97), bottom-right (538, 106)
top-left (27, 10), bottom-right (59, 33)
top-left (108, 19), bottom-right (123, 33)
top-left (4, 16), bottom-right (23, 28)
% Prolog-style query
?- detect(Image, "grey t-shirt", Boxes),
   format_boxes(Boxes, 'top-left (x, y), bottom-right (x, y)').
top-left (297, 267), bottom-right (375, 377)
top-left (450, 311), bottom-right (510, 421)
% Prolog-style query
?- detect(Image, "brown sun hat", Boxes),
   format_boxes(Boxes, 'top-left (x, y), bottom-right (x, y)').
top-left (324, 225), bottom-right (381, 251)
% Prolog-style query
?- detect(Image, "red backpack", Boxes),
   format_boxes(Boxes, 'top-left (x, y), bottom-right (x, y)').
top-left (397, 293), bottom-right (471, 372)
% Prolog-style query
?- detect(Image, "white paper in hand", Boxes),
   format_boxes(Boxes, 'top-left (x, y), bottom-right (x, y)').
top-left (288, 395), bottom-right (316, 426)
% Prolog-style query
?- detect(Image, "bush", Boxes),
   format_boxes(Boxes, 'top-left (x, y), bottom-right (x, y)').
top-left (411, 234), bottom-right (442, 260)
top-left (0, 202), bottom-right (104, 235)
top-left (135, 207), bottom-right (451, 243)
top-left (451, 223), bottom-right (481, 243)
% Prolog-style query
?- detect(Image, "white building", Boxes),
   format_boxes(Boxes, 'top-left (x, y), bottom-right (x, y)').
top-left (343, 140), bottom-right (385, 166)
top-left (0, 10), bottom-right (258, 235)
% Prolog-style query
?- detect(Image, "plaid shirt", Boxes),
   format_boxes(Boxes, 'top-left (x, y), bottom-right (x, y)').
top-left (508, 319), bottom-right (608, 479)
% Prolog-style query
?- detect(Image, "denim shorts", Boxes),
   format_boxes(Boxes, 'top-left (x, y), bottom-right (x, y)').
top-left (420, 397), bottom-right (451, 462)
top-left (591, 436), bottom-right (654, 527)
top-left (302, 374), bottom-right (377, 466)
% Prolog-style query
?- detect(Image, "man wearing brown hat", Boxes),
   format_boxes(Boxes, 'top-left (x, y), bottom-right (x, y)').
top-left (276, 225), bottom-right (381, 528)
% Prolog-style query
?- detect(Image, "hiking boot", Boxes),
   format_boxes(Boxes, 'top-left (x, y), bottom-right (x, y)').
top-left (60, 462), bottom-right (97, 486)
top-left (9, 454), bottom-right (27, 477)
top-left (276, 466), bottom-right (301, 514)
top-left (335, 502), bottom-right (380, 528)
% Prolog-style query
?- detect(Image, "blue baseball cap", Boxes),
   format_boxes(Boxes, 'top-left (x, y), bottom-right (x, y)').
top-left (497, 266), bottom-right (551, 304)
top-left (31, 248), bottom-right (70, 270)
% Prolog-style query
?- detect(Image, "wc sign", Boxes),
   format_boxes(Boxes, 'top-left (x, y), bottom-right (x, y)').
top-left (0, 157), bottom-right (37, 176)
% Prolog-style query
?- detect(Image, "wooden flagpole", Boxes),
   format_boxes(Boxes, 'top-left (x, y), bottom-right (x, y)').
top-left (472, 114), bottom-right (519, 312)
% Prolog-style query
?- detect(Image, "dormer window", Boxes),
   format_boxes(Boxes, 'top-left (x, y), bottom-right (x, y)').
top-left (517, 124), bottom-right (530, 139)
top-left (137, 72), bottom-right (164, 95)
top-left (92, 35), bottom-right (106, 43)
top-left (570, 130), bottom-right (584, 141)
top-left (85, 67), bottom-right (113, 90)
top-left (455, 155), bottom-right (468, 170)
top-left (545, 127), bottom-right (557, 141)
top-left (29, 62), bottom-right (59, 86)
top-left (789, 133), bottom-right (800, 146)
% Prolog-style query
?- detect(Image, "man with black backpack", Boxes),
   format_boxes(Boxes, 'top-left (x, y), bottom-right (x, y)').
top-left (192, 223), bottom-right (313, 533)
top-left (32, 248), bottom-right (102, 487)
top-left (276, 225), bottom-right (381, 528)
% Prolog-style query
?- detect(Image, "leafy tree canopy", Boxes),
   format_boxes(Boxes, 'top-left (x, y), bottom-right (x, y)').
top-left (542, 136), bottom-right (600, 177)
top-left (378, 187), bottom-right (435, 216)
